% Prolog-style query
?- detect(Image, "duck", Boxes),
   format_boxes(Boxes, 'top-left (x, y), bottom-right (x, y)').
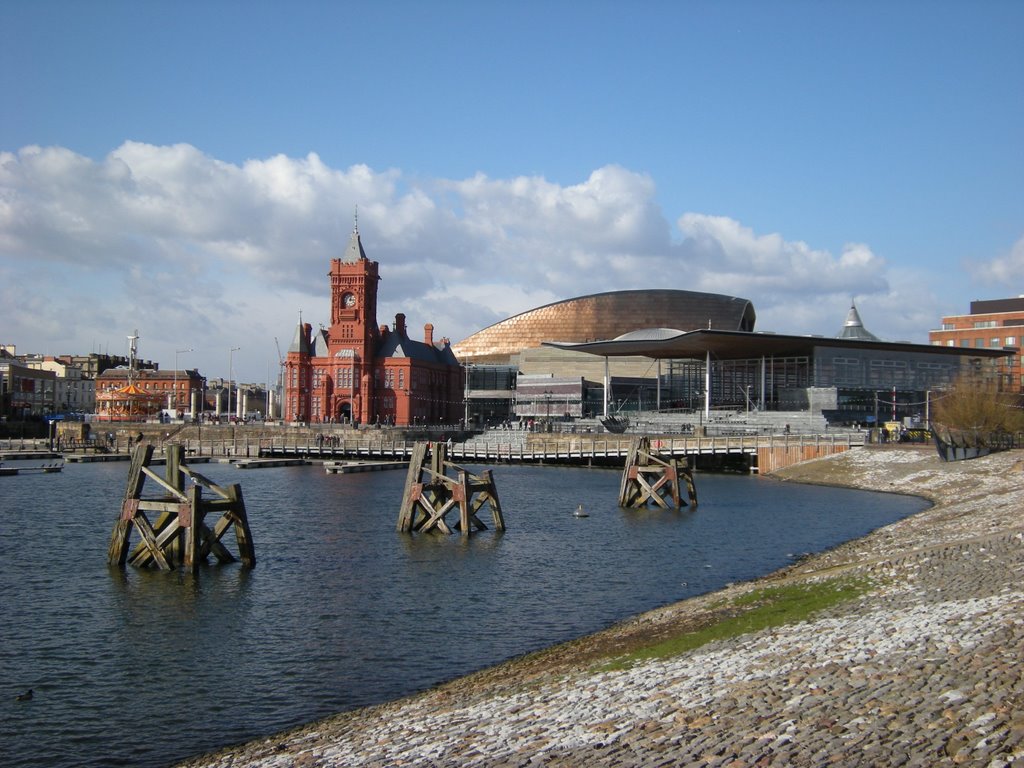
top-left (15, 689), bottom-right (33, 702)
top-left (573, 504), bottom-right (589, 518)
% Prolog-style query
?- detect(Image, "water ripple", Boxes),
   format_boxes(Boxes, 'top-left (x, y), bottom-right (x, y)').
top-left (0, 461), bottom-right (925, 768)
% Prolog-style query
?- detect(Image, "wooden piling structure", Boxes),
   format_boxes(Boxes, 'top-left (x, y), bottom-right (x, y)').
top-left (618, 436), bottom-right (697, 509)
top-left (107, 443), bottom-right (255, 572)
top-left (397, 442), bottom-right (505, 536)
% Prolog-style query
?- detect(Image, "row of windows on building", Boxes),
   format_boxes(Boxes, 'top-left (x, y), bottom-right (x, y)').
top-left (98, 380), bottom-right (189, 391)
top-left (940, 321), bottom-right (1018, 331)
top-left (295, 392), bottom-right (447, 423)
top-left (934, 336), bottom-right (1018, 347)
top-left (292, 366), bottom-right (452, 393)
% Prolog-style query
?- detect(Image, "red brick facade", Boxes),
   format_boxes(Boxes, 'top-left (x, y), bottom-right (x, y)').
top-left (95, 368), bottom-right (203, 420)
top-left (929, 297), bottom-right (1024, 393)
top-left (283, 227), bottom-right (462, 426)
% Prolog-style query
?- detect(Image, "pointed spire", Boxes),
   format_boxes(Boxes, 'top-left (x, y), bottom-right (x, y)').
top-left (340, 208), bottom-right (368, 263)
top-left (288, 311), bottom-right (310, 354)
top-left (843, 300), bottom-right (864, 329)
top-left (837, 300), bottom-right (880, 341)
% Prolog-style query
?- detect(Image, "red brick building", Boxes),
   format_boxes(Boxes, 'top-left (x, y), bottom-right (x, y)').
top-left (284, 225), bottom-right (462, 426)
top-left (95, 368), bottom-right (205, 421)
top-left (929, 296), bottom-right (1023, 393)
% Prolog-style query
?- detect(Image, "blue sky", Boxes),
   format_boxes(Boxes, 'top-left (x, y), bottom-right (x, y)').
top-left (2, 0), bottom-right (1022, 383)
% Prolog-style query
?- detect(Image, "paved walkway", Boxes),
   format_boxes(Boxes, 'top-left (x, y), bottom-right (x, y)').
top-left (178, 446), bottom-right (1024, 768)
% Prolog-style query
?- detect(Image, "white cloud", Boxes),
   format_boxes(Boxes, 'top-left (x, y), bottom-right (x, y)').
top-left (675, 214), bottom-right (888, 296)
top-left (0, 141), bottom-right (978, 381)
top-left (972, 234), bottom-right (1024, 285)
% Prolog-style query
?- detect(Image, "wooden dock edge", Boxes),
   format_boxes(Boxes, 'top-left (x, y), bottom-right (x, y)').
top-left (756, 443), bottom-right (855, 474)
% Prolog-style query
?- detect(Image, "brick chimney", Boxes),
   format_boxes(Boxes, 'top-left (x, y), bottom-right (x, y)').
top-left (393, 313), bottom-right (407, 336)
top-left (424, 323), bottom-right (434, 346)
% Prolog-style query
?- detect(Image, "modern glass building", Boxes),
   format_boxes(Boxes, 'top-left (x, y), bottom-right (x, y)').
top-left (463, 364), bottom-right (518, 426)
top-left (453, 294), bottom-right (1015, 426)
top-left (550, 327), bottom-right (1010, 424)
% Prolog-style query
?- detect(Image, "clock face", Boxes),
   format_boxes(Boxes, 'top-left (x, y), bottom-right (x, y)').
top-left (343, 293), bottom-right (356, 307)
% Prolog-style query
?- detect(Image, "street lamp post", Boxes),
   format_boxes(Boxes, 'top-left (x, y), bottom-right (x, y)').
top-left (463, 364), bottom-right (470, 428)
top-left (229, 346), bottom-right (241, 423)
top-left (172, 347), bottom-right (193, 417)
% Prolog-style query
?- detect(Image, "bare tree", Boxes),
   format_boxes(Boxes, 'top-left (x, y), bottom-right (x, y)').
top-left (932, 374), bottom-right (1024, 434)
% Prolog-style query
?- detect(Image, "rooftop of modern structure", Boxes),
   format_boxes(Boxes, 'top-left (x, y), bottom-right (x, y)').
top-left (968, 296), bottom-right (1024, 315)
top-left (836, 301), bottom-right (880, 342)
top-left (543, 327), bottom-right (1014, 362)
top-left (452, 289), bottom-right (757, 363)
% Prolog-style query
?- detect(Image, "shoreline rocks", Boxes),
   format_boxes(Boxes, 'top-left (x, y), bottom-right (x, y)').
top-left (178, 446), bottom-right (1024, 767)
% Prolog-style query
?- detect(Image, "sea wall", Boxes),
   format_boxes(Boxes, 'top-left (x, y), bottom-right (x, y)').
top-left (178, 445), bottom-right (1024, 767)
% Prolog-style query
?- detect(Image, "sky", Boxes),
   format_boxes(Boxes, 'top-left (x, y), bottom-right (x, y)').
top-left (2, 0), bottom-right (1022, 385)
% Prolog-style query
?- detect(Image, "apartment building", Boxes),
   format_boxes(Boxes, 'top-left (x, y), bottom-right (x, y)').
top-left (930, 296), bottom-right (1024, 393)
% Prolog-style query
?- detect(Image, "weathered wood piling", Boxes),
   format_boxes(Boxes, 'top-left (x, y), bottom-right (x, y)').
top-left (618, 436), bottom-right (698, 509)
top-left (107, 443), bottom-right (255, 572)
top-left (397, 442), bottom-right (505, 536)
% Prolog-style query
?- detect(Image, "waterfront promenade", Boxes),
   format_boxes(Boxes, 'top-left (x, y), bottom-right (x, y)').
top-left (178, 445), bottom-right (1024, 767)
top-left (3, 423), bottom-right (866, 473)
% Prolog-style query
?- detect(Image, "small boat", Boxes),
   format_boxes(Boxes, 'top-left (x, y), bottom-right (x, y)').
top-left (573, 504), bottom-right (589, 518)
top-left (601, 415), bottom-right (630, 434)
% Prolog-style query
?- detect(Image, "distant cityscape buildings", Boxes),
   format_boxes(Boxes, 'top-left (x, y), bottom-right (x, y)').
top-left (0, 343), bottom-right (269, 424)
top-left (2, 277), bottom-right (1020, 429)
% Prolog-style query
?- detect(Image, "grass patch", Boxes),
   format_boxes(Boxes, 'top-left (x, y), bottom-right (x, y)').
top-left (602, 577), bottom-right (872, 671)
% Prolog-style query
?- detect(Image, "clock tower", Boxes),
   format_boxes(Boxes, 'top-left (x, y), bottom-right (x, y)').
top-left (328, 224), bottom-right (379, 350)
top-left (326, 223), bottom-right (380, 424)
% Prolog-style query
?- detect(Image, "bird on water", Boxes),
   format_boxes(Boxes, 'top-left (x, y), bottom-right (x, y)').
top-left (15, 689), bottom-right (33, 702)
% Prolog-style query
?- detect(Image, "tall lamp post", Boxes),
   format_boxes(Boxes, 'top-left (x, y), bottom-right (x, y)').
top-left (172, 347), bottom-right (193, 416)
top-left (229, 346), bottom-right (241, 422)
top-left (463, 364), bottom-right (469, 428)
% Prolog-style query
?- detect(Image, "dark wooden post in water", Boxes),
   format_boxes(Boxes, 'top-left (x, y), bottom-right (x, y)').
top-left (397, 442), bottom-right (505, 536)
top-left (107, 443), bottom-right (255, 572)
top-left (618, 436), bottom-right (697, 509)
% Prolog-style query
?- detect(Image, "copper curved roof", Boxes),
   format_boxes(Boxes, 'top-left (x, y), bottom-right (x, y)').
top-left (452, 289), bottom-right (756, 363)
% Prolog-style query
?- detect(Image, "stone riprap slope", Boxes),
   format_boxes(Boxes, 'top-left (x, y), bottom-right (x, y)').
top-left (179, 446), bottom-right (1024, 768)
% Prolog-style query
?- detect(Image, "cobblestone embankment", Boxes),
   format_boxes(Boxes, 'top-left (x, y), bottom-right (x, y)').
top-left (178, 446), bottom-right (1024, 767)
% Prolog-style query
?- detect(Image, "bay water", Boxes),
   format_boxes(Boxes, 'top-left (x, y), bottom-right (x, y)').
top-left (0, 460), bottom-right (927, 767)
